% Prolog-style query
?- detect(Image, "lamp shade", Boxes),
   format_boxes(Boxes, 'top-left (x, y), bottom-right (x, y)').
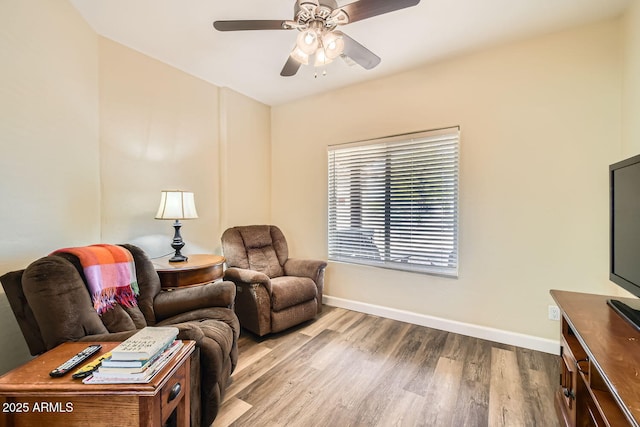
top-left (155, 191), bottom-right (198, 220)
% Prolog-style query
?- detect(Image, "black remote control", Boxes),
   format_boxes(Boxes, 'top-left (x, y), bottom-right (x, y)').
top-left (49, 344), bottom-right (102, 377)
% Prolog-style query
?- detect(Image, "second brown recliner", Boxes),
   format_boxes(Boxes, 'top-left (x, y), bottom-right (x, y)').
top-left (221, 225), bottom-right (327, 336)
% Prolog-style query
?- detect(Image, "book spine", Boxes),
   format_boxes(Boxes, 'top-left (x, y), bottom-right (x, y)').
top-left (86, 341), bottom-right (183, 383)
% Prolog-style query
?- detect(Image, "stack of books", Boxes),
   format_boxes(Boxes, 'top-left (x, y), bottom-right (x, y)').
top-left (83, 326), bottom-right (181, 384)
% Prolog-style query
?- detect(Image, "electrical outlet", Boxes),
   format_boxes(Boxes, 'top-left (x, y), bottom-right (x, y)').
top-left (548, 305), bottom-right (560, 321)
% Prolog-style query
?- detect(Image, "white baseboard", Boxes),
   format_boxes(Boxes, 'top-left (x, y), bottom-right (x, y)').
top-left (323, 295), bottom-right (560, 355)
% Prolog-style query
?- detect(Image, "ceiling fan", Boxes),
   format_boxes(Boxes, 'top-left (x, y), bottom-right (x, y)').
top-left (213, 0), bottom-right (421, 77)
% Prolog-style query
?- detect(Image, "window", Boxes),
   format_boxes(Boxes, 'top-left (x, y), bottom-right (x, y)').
top-left (327, 127), bottom-right (459, 276)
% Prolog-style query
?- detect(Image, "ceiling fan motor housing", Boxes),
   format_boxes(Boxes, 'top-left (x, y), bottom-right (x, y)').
top-left (294, 0), bottom-right (349, 30)
top-left (295, 0), bottom-right (338, 14)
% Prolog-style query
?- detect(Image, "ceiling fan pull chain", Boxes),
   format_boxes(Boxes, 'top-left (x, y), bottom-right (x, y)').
top-left (314, 69), bottom-right (328, 79)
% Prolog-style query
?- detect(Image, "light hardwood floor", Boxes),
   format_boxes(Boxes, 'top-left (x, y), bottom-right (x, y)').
top-left (213, 306), bottom-right (560, 427)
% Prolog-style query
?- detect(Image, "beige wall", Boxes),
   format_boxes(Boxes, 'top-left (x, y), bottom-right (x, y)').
top-left (272, 20), bottom-right (623, 342)
top-left (99, 40), bottom-right (271, 257)
top-left (219, 88), bottom-right (271, 231)
top-left (0, 0), bottom-right (100, 372)
top-left (99, 37), bottom-right (222, 255)
top-left (622, 0), bottom-right (640, 156)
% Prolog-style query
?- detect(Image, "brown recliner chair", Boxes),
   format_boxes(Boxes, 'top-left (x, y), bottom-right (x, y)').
top-left (221, 225), bottom-right (327, 336)
top-left (0, 244), bottom-right (239, 427)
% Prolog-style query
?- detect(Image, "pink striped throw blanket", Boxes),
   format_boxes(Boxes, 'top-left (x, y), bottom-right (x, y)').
top-left (52, 244), bottom-right (139, 314)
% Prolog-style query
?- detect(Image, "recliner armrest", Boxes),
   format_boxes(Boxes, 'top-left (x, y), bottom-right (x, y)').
top-left (284, 258), bottom-right (327, 282)
top-left (223, 267), bottom-right (271, 293)
top-left (153, 281), bottom-right (236, 321)
top-left (79, 330), bottom-right (138, 343)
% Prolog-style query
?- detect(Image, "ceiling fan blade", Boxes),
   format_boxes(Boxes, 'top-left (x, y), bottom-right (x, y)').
top-left (340, 0), bottom-right (420, 24)
top-left (281, 56), bottom-right (302, 77)
top-left (341, 33), bottom-right (381, 70)
top-left (213, 20), bottom-right (288, 31)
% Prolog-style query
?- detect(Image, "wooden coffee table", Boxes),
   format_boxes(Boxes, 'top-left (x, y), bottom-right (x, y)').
top-left (0, 340), bottom-right (195, 427)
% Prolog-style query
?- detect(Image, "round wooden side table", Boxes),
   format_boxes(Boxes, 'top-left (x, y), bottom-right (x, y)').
top-left (153, 254), bottom-right (225, 289)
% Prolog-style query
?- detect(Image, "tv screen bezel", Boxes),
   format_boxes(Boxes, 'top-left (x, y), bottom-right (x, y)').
top-left (609, 153), bottom-right (640, 298)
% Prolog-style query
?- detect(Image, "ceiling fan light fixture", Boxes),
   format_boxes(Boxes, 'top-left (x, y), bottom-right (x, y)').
top-left (322, 31), bottom-right (344, 60)
top-left (313, 48), bottom-right (334, 67)
top-left (290, 46), bottom-right (310, 65)
top-left (296, 29), bottom-right (319, 54)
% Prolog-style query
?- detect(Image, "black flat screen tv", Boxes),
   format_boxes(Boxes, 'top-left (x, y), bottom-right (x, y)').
top-left (609, 153), bottom-right (640, 330)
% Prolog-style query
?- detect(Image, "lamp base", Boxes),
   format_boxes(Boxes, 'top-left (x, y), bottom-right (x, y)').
top-left (169, 253), bottom-right (188, 263)
top-left (169, 220), bottom-right (189, 263)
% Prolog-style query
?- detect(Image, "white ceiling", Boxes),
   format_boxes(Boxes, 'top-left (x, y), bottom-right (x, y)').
top-left (69, 0), bottom-right (630, 106)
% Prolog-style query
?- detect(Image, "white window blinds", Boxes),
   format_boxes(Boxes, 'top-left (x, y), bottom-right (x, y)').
top-left (328, 127), bottom-right (459, 276)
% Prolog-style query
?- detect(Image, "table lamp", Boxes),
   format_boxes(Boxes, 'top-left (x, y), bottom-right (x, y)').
top-left (155, 190), bottom-right (198, 262)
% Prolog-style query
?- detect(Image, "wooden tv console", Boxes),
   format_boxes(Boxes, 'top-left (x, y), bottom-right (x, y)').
top-left (551, 290), bottom-right (640, 426)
